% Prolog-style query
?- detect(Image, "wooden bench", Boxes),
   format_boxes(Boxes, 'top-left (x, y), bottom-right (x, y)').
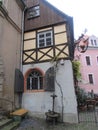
top-left (86, 99), bottom-right (96, 111)
top-left (10, 109), bottom-right (28, 121)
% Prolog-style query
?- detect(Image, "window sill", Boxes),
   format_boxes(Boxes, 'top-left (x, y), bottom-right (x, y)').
top-left (24, 89), bottom-right (45, 93)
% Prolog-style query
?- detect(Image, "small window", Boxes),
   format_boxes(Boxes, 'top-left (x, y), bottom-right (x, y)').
top-left (28, 5), bottom-right (40, 19)
top-left (27, 69), bottom-right (43, 90)
top-left (91, 39), bottom-right (93, 45)
top-left (97, 56), bottom-right (98, 64)
top-left (37, 31), bottom-right (53, 48)
top-left (94, 40), bottom-right (97, 46)
top-left (91, 39), bottom-right (97, 46)
top-left (86, 56), bottom-right (91, 65)
top-left (88, 74), bottom-right (94, 84)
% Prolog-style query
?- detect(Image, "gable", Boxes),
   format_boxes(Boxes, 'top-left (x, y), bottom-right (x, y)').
top-left (24, 0), bottom-right (68, 31)
top-left (23, 0), bottom-right (74, 62)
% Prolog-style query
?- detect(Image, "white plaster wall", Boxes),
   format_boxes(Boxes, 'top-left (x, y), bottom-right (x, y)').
top-left (22, 60), bottom-right (78, 123)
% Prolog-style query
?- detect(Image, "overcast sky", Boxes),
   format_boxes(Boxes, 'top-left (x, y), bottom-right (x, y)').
top-left (47, 0), bottom-right (98, 39)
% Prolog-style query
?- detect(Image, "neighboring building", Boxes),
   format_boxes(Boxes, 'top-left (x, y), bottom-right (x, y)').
top-left (0, 0), bottom-right (25, 109)
top-left (22, 0), bottom-right (78, 123)
top-left (75, 35), bottom-right (98, 94)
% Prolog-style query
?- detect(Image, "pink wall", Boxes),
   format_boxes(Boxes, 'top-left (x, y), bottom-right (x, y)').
top-left (74, 35), bottom-right (98, 94)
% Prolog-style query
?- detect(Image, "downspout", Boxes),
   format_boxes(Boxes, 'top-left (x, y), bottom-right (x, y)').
top-left (19, 6), bottom-right (27, 108)
top-left (20, 6), bottom-right (27, 72)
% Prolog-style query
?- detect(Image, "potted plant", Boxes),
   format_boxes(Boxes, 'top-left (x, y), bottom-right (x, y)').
top-left (76, 86), bottom-right (87, 111)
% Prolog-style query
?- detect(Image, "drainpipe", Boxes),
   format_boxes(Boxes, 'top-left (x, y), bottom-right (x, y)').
top-left (18, 5), bottom-right (27, 108)
top-left (20, 6), bottom-right (27, 72)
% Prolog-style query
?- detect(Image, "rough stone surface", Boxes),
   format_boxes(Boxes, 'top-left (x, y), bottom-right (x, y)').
top-left (16, 117), bottom-right (98, 130)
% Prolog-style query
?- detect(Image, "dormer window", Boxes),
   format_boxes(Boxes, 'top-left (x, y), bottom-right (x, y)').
top-left (28, 5), bottom-right (40, 19)
top-left (90, 39), bottom-right (98, 47)
top-left (37, 31), bottom-right (53, 48)
top-left (94, 40), bottom-right (97, 46)
top-left (91, 39), bottom-right (93, 45)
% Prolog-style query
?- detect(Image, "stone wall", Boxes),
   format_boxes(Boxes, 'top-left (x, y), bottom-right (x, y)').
top-left (0, 56), bottom-right (4, 97)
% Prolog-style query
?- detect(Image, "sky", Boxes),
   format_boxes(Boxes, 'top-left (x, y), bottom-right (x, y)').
top-left (47, 0), bottom-right (98, 39)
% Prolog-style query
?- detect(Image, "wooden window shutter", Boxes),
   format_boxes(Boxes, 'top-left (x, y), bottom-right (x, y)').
top-left (14, 68), bottom-right (24, 93)
top-left (44, 67), bottom-right (55, 91)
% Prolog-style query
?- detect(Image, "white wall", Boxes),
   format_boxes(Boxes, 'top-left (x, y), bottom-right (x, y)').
top-left (22, 60), bottom-right (78, 123)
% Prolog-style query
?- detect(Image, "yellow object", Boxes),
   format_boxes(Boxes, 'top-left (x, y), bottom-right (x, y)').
top-left (10, 109), bottom-right (28, 116)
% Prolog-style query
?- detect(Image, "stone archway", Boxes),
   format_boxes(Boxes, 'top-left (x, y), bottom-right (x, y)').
top-left (0, 56), bottom-right (4, 97)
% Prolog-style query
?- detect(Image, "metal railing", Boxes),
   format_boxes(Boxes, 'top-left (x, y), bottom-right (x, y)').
top-left (78, 106), bottom-right (98, 125)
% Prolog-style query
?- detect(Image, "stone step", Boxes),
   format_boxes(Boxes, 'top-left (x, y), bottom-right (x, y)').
top-left (0, 118), bottom-right (13, 129)
top-left (1, 121), bottom-right (20, 130)
top-left (0, 107), bottom-right (8, 120)
top-left (0, 115), bottom-right (7, 120)
top-left (0, 108), bottom-right (21, 130)
top-left (0, 109), bottom-right (6, 114)
top-left (0, 108), bottom-right (10, 117)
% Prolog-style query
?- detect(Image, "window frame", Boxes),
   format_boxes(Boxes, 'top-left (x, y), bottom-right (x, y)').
top-left (28, 5), bottom-right (40, 19)
top-left (27, 70), bottom-right (43, 90)
top-left (90, 39), bottom-right (98, 47)
top-left (37, 30), bottom-right (53, 48)
top-left (85, 56), bottom-right (91, 66)
top-left (88, 74), bottom-right (94, 84)
top-left (96, 56), bottom-right (98, 65)
top-left (91, 39), bottom-right (93, 46)
top-left (94, 40), bottom-right (97, 46)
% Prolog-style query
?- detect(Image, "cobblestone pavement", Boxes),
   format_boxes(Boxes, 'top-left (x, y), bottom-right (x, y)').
top-left (15, 117), bottom-right (98, 130)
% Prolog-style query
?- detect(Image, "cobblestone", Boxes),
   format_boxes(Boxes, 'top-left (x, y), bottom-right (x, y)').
top-left (16, 117), bottom-right (98, 130)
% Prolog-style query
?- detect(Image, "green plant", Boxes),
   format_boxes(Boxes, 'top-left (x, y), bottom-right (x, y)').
top-left (76, 86), bottom-right (87, 106)
top-left (72, 60), bottom-right (81, 81)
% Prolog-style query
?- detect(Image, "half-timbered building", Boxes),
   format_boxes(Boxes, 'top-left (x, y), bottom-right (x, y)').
top-left (22, 0), bottom-right (78, 123)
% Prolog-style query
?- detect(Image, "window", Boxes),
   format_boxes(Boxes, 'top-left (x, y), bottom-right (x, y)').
top-left (94, 40), bottom-right (97, 45)
top-left (28, 5), bottom-right (40, 19)
top-left (37, 31), bottom-right (53, 48)
top-left (86, 56), bottom-right (91, 65)
top-left (91, 39), bottom-right (98, 46)
top-left (27, 69), bottom-right (43, 90)
top-left (91, 39), bottom-right (93, 45)
top-left (97, 56), bottom-right (98, 64)
top-left (88, 74), bottom-right (94, 84)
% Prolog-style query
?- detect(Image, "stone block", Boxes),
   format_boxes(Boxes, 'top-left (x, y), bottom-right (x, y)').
top-left (0, 85), bottom-right (3, 91)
